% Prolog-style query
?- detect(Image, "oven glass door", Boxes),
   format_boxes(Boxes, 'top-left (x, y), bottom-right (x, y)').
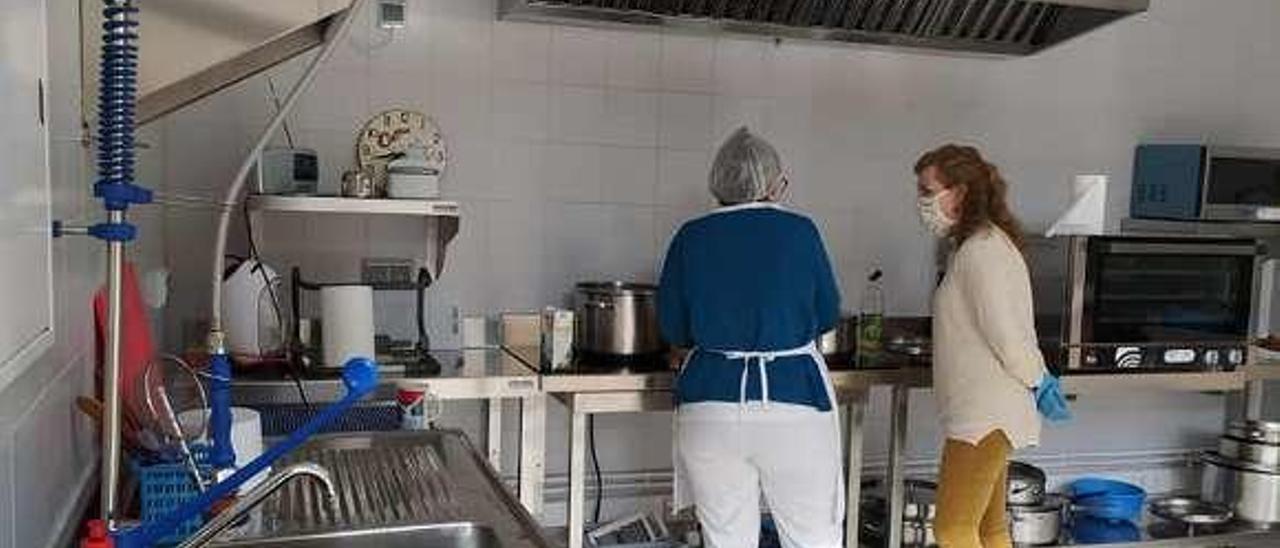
top-left (1085, 240), bottom-right (1255, 344)
top-left (1206, 156), bottom-right (1280, 207)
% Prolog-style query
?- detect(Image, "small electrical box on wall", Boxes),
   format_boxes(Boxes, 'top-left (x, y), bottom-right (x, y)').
top-left (378, 0), bottom-right (407, 29)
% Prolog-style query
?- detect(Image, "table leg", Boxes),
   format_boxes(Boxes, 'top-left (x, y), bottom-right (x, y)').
top-left (569, 398), bottom-right (588, 548)
top-left (887, 385), bottom-right (910, 548)
top-left (487, 397), bottom-right (503, 471)
top-left (844, 388), bottom-right (869, 548)
top-left (519, 393), bottom-right (546, 518)
top-left (1246, 380), bottom-right (1265, 420)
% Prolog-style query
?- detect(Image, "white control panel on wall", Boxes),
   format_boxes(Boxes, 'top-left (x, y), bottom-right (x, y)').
top-left (0, 0), bottom-right (54, 389)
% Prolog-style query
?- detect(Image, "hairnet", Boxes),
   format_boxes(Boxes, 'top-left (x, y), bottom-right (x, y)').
top-left (709, 126), bottom-right (783, 205)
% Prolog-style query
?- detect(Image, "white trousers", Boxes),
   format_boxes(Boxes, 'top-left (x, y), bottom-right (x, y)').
top-left (676, 402), bottom-right (843, 548)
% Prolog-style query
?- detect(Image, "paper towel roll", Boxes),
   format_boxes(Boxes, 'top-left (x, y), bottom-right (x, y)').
top-left (321, 285), bottom-right (376, 368)
top-left (1047, 174), bottom-right (1109, 237)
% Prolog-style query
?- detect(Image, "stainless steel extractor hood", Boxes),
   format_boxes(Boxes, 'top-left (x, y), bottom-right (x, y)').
top-left (498, 0), bottom-right (1148, 56)
top-left (81, 0), bottom-right (352, 126)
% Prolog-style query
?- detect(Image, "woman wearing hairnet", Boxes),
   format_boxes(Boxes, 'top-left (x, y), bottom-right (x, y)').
top-left (658, 127), bottom-right (844, 548)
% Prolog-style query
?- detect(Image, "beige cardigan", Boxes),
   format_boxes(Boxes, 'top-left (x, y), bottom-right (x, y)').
top-left (932, 226), bottom-right (1046, 449)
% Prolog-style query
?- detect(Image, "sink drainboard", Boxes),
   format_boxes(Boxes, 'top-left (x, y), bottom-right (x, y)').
top-left (260, 443), bottom-right (462, 535)
top-left (211, 430), bottom-right (550, 548)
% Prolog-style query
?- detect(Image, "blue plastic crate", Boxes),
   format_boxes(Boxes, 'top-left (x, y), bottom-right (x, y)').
top-left (254, 402), bottom-right (400, 437)
top-left (135, 445), bottom-right (211, 545)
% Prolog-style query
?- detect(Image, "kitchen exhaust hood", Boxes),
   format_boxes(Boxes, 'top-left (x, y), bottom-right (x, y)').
top-left (498, 0), bottom-right (1148, 56)
top-left (81, 0), bottom-right (351, 126)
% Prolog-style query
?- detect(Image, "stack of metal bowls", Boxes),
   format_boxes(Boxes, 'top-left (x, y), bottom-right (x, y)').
top-left (1202, 420), bottom-right (1280, 524)
top-left (1006, 461), bottom-right (1065, 546)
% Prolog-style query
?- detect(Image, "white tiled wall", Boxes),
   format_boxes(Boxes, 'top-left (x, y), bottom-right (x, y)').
top-left (149, 0), bottom-right (1280, 513)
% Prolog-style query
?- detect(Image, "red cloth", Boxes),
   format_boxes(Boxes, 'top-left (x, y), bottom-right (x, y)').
top-left (93, 262), bottom-right (155, 418)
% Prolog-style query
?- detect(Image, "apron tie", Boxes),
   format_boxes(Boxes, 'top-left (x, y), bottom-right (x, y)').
top-left (720, 342), bottom-right (817, 410)
top-left (724, 353), bottom-right (776, 409)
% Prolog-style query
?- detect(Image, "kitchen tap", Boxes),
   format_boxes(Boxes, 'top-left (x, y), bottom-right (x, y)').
top-left (176, 462), bottom-right (337, 548)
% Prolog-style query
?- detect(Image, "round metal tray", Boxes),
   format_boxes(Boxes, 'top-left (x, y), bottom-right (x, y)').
top-left (1149, 496), bottom-right (1234, 526)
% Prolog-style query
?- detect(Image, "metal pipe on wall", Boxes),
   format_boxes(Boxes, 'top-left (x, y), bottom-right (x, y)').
top-left (102, 212), bottom-right (124, 522)
top-left (202, 0), bottom-right (368, 471)
top-left (98, 0), bottom-right (140, 523)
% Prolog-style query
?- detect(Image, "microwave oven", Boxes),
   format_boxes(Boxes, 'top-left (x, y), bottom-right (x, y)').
top-left (1131, 144), bottom-right (1280, 222)
top-left (1027, 235), bottom-right (1268, 372)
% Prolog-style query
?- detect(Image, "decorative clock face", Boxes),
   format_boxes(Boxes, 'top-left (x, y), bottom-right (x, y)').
top-left (355, 109), bottom-right (446, 184)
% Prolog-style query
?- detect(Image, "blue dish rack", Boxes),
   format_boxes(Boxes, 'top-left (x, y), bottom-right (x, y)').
top-left (134, 445), bottom-right (212, 545)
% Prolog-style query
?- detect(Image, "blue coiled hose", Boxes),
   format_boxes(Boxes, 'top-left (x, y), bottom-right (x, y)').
top-left (96, 1), bottom-right (140, 208)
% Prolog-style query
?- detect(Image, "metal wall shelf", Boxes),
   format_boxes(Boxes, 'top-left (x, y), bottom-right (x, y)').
top-left (247, 195), bottom-right (460, 217)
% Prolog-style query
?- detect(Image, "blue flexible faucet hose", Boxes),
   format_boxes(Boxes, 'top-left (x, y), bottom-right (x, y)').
top-left (207, 352), bottom-right (236, 469)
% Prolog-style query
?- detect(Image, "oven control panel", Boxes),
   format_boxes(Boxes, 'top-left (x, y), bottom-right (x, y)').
top-left (1077, 343), bottom-right (1246, 371)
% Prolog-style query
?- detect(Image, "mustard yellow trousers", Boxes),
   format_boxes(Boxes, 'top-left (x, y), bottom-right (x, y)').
top-left (935, 430), bottom-right (1013, 548)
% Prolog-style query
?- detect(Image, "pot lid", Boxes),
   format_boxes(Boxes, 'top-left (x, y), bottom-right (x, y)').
top-left (1009, 460), bottom-right (1048, 481)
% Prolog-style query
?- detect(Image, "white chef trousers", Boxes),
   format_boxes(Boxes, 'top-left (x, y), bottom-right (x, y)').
top-left (676, 401), bottom-right (843, 548)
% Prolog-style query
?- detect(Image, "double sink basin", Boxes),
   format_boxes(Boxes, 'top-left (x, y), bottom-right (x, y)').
top-left (210, 430), bottom-right (549, 548)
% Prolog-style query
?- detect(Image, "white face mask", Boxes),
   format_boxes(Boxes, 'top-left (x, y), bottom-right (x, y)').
top-left (917, 190), bottom-right (956, 237)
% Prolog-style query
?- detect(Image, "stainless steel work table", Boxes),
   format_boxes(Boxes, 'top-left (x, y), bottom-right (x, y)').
top-left (505, 346), bottom-right (909, 548)
top-left (505, 345), bottom-right (1280, 548)
top-left (229, 348), bottom-right (549, 518)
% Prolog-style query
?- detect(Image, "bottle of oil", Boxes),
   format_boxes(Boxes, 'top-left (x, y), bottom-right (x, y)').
top-left (858, 268), bottom-right (884, 367)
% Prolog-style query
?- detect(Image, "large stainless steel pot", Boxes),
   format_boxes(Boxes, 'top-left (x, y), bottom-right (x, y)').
top-left (574, 282), bottom-right (665, 359)
top-left (1201, 451), bottom-right (1280, 524)
top-left (1221, 421), bottom-right (1280, 468)
top-left (1008, 461), bottom-right (1048, 507)
top-left (1008, 494), bottom-right (1065, 546)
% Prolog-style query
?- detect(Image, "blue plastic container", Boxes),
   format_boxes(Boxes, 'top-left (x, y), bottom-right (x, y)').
top-left (1066, 478), bottom-right (1146, 522)
top-left (135, 445), bottom-right (211, 545)
top-left (1070, 515), bottom-right (1142, 544)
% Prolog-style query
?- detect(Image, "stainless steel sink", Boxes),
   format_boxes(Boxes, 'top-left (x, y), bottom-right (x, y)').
top-left (218, 523), bottom-right (505, 547)
top-left (209, 431), bottom-right (550, 548)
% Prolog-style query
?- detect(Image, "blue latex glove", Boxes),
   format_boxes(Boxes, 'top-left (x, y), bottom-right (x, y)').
top-left (1034, 372), bottom-right (1073, 422)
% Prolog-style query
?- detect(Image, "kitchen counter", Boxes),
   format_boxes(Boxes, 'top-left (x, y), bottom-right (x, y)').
top-left (231, 348), bottom-right (540, 405)
top-left (521, 346), bottom-right (930, 394)
top-left (517, 344), bottom-right (1267, 395)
